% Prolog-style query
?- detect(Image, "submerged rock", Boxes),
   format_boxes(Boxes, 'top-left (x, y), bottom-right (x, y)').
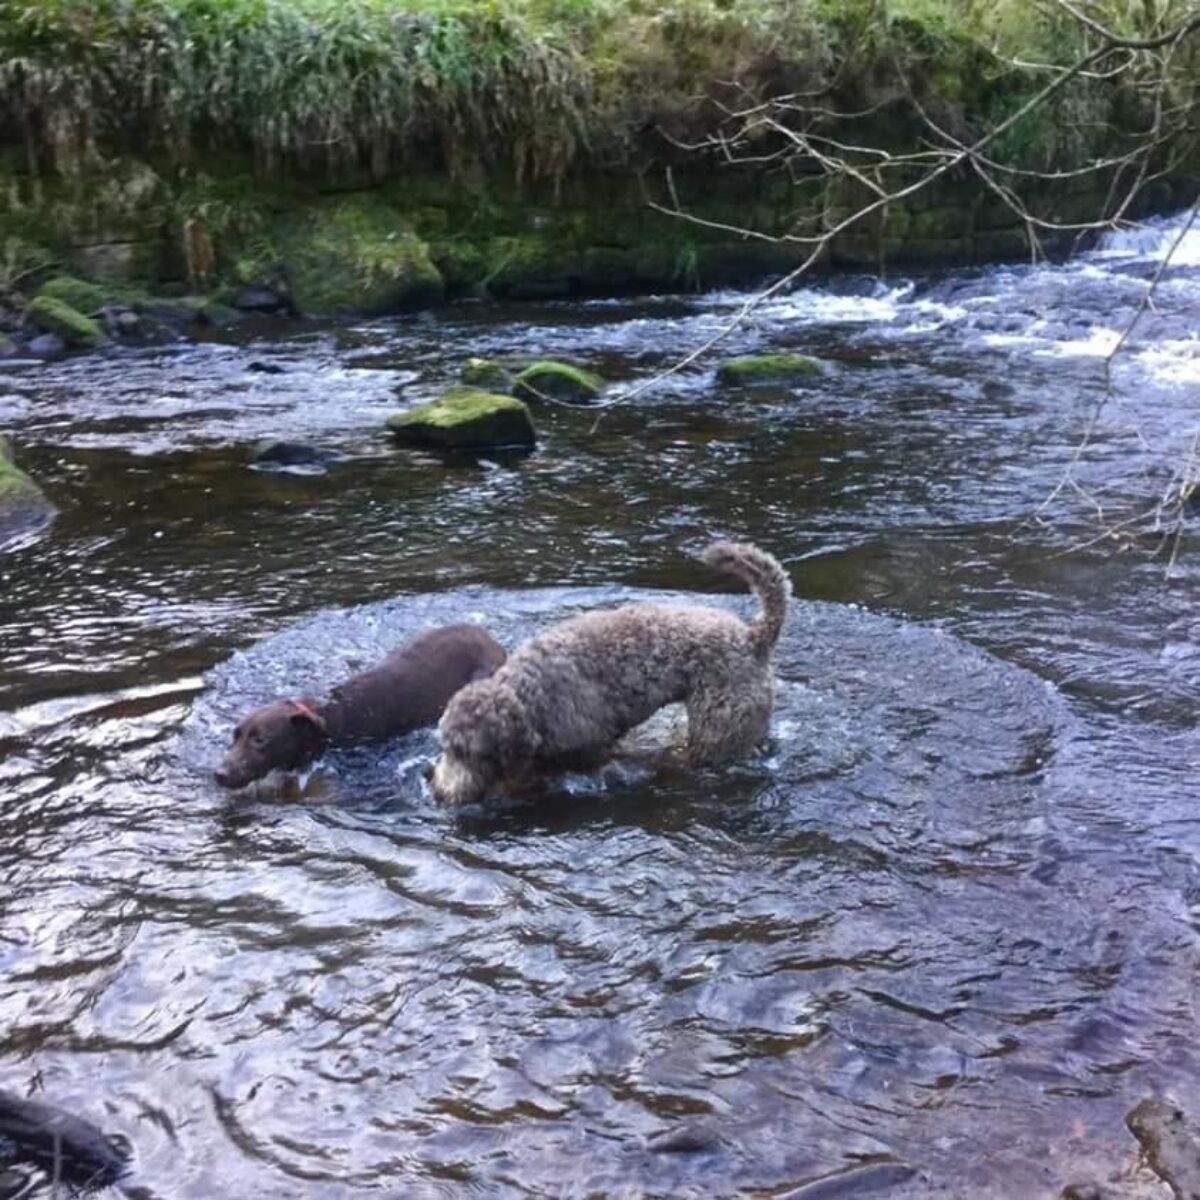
top-left (716, 353), bottom-right (823, 385)
top-left (24, 296), bottom-right (104, 348)
top-left (252, 440), bottom-right (339, 469)
top-left (513, 360), bottom-right (603, 405)
top-left (387, 387), bottom-right (535, 452)
top-left (0, 435), bottom-right (55, 547)
top-left (1126, 1097), bottom-right (1200, 1199)
top-left (0, 1088), bottom-right (129, 1188)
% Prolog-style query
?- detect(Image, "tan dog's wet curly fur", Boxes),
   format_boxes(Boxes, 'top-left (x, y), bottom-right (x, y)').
top-left (431, 541), bottom-right (790, 805)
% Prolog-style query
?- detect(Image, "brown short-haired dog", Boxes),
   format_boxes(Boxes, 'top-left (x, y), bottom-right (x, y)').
top-left (215, 624), bottom-right (506, 790)
top-left (431, 541), bottom-right (790, 806)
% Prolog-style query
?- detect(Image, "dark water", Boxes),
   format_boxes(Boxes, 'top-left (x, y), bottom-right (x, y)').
top-left (0, 213), bottom-right (1198, 1197)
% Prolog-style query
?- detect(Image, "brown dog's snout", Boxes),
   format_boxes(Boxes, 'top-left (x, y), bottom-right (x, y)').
top-left (214, 760), bottom-right (246, 789)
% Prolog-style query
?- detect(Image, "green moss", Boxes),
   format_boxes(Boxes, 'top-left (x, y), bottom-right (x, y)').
top-left (460, 358), bottom-right (515, 391)
top-left (25, 296), bottom-right (104, 347)
top-left (387, 387), bottom-right (536, 451)
top-left (261, 197), bottom-right (444, 316)
top-left (0, 436), bottom-right (53, 532)
top-left (37, 275), bottom-right (109, 314)
top-left (513, 361), bottom-right (603, 405)
top-left (0, 451), bottom-right (37, 501)
top-left (716, 354), bottom-right (823, 385)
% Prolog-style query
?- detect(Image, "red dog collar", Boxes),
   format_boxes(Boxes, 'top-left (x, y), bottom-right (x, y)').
top-left (290, 699), bottom-right (326, 731)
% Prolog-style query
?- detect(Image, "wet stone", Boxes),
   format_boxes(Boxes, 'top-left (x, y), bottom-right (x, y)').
top-left (716, 353), bottom-right (823, 385)
top-left (387, 387), bottom-right (536, 452)
top-left (1058, 1184), bottom-right (1110, 1200)
top-left (251, 440), bottom-right (340, 471)
top-left (24, 296), bottom-right (104, 348)
top-left (0, 435), bottom-right (55, 549)
top-left (460, 356), bottom-right (515, 391)
top-left (1126, 1097), bottom-right (1200, 1199)
top-left (512, 360), bottom-right (604, 406)
top-left (26, 333), bottom-right (65, 358)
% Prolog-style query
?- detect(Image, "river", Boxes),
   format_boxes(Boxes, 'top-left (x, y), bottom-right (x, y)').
top-left (0, 212), bottom-right (1198, 1197)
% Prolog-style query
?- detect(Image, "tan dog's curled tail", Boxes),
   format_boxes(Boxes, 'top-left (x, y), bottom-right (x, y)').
top-left (700, 540), bottom-right (791, 661)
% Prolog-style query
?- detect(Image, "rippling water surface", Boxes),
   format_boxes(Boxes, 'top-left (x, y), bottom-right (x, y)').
top-left (1, 213), bottom-right (1199, 1197)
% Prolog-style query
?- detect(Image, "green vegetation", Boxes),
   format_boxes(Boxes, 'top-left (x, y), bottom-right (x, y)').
top-left (460, 357), bottom-right (515, 391)
top-left (2, 0), bottom-right (1191, 184)
top-left (240, 195), bottom-right (445, 315)
top-left (513, 360), bottom-right (603, 405)
top-left (36, 275), bottom-right (110, 314)
top-left (387, 386), bottom-right (536, 450)
top-left (0, 436), bottom-right (51, 517)
top-left (0, 1), bottom-right (1193, 310)
top-left (24, 296), bottom-right (105, 346)
top-left (717, 354), bottom-right (823, 384)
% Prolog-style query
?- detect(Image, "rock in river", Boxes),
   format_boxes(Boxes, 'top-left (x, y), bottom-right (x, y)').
top-left (0, 435), bottom-right (55, 548)
top-left (460, 356), bottom-right (515, 392)
top-left (387, 387), bottom-right (536, 452)
top-left (512, 360), bottom-right (603, 406)
top-left (1126, 1097), bottom-right (1200, 1199)
top-left (252, 440), bottom-right (340, 470)
top-left (24, 296), bottom-right (105, 349)
top-left (716, 353), bottom-right (823, 385)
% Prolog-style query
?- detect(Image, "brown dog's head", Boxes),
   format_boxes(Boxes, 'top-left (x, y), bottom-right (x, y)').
top-left (214, 700), bottom-right (329, 790)
top-left (430, 679), bottom-right (537, 806)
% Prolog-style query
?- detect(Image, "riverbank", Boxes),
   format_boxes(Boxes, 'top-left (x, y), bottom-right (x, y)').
top-left (1, 0), bottom-right (1196, 348)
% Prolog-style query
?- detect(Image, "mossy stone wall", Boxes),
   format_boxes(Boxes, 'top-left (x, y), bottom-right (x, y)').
top-left (0, 151), bottom-right (1194, 317)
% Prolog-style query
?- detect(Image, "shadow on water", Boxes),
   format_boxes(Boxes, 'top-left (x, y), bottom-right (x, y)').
top-left (0, 211), bottom-right (1198, 1195)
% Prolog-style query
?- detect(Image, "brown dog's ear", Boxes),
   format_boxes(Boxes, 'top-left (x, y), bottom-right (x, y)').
top-left (289, 700), bottom-right (328, 736)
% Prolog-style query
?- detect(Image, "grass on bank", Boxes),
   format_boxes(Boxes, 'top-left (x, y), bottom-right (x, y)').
top-left (2, 0), bottom-right (1194, 187)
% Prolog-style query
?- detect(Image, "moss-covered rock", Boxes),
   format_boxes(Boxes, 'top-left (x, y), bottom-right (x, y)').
top-left (24, 296), bottom-right (105, 348)
top-left (460, 357), bottom-right (515, 391)
top-left (36, 275), bottom-right (108, 315)
top-left (716, 354), bottom-right (823, 385)
top-left (513, 361), bottom-right (603, 406)
top-left (387, 387), bottom-right (536, 452)
top-left (258, 196), bottom-right (444, 316)
top-left (0, 435), bottom-right (55, 547)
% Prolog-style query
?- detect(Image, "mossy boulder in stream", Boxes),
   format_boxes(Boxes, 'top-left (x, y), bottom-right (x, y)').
top-left (716, 354), bottom-right (823, 385)
top-left (254, 196), bottom-right (444, 317)
top-left (25, 296), bottom-right (105, 348)
top-left (513, 361), bottom-right (603, 406)
top-left (387, 387), bottom-right (535, 452)
top-left (0, 436), bottom-right (55, 547)
top-left (460, 357), bottom-right (515, 392)
top-left (36, 275), bottom-right (109, 315)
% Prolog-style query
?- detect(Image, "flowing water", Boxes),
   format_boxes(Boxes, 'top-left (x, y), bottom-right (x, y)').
top-left (0, 211), bottom-right (1198, 1197)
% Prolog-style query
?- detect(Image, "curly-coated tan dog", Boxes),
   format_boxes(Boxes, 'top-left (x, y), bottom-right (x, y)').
top-left (430, 541), bottom-right (790, 805)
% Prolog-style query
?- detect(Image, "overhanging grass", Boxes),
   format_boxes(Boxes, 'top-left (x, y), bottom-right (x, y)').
top-left (0, 0), bottom-right (1193, 186)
